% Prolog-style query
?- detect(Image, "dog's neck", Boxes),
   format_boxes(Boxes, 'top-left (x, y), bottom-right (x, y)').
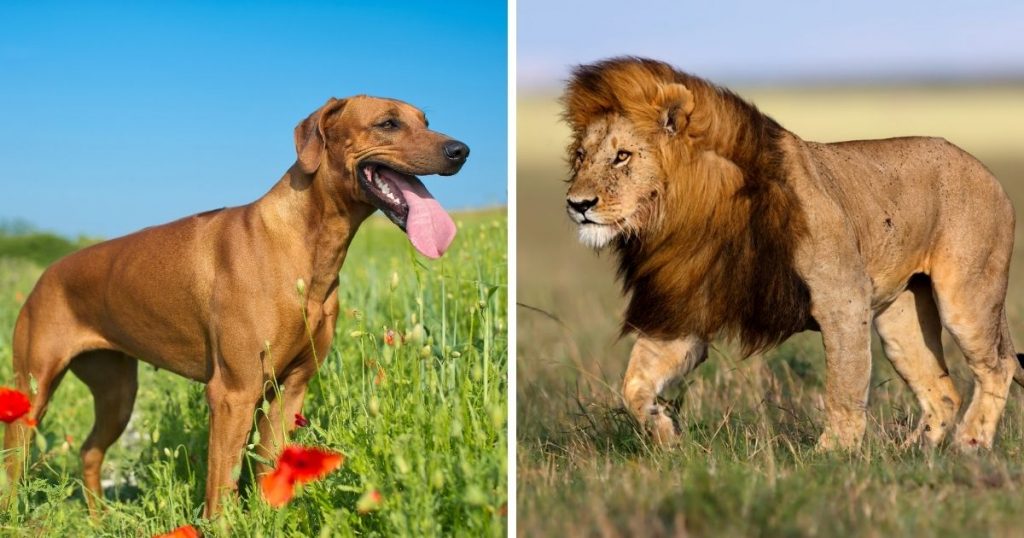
top-left (257, 163), bottom-right (375, 306)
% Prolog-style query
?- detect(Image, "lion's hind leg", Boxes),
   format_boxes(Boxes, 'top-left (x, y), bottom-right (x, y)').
top-left (931, 260), bottom-right (1015, 451)
top-left (874, 277), bottom-right (961, 447)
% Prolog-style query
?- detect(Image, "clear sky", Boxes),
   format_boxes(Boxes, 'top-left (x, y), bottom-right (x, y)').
top-left (518, 0), bottom-right (1024, 88)
top-left (0, 1), bottom-right (507, 237)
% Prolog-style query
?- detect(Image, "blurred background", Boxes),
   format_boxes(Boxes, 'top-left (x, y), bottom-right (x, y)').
top-left (0, 1), bottom-right (506, 244)
top-left (517, 1), bottom-right (1024, 534)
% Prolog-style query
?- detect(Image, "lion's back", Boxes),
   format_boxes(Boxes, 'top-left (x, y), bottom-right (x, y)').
top-left (800, 135), bottom-right (1013, 287)
top-left (807, 136), bottom-right (1008, 219)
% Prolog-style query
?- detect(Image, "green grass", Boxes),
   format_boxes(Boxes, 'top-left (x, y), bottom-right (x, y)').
top-left (517, 86), bottom-right (1024, 536)
top-left (0, 210), bottom-right (507, 537)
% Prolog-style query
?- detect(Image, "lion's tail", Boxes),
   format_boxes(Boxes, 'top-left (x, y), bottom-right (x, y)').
top-left (1015, 354), bottom-right (1024, 388)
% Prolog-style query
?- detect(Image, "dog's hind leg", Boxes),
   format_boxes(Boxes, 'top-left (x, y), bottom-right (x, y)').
top-left (874, 277), bottom-right (961, 447)
top-left (622, 335), bottom-right (708, 446)
top-left (69, 350), bottom-right (138, 514)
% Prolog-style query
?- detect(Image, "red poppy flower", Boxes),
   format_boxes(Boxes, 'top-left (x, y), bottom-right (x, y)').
top-left (153, 524), bottom-right (200, 538)
top-left (260, 468), bottom-right (295, 508)
top-left (260, 445), bottom-right (344, 508)
top-left (294, 413), bottom-right (309, 428)
top-left (383, 329), bottom-right (396, 346)
top-left (0, 387), bottom-right (31, 424)
top-left (278, 445), bottom-right (343, 483)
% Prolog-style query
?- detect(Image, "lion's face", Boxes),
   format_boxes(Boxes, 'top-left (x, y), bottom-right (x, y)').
top-left (565, 114), bottom-right (662, 248)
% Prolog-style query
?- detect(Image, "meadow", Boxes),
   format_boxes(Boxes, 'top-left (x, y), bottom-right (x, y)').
top-left (0, 210), bottom-right (507, 537)
top-left (517, 85), bottom-right (1024, 536)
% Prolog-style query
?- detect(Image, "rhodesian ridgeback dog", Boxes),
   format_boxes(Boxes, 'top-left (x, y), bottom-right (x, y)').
top-left (2, 95), bottom-right (469, 517)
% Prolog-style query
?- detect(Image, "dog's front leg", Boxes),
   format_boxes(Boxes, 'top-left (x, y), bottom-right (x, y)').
top-left (622, 335), bottom-right (708, 446)
top-left (253, 364), bottom-right (317, 475)
top-left (203, 378), bottom-right (261, 518)
top-left (814, 292), bottom-right (873, 451)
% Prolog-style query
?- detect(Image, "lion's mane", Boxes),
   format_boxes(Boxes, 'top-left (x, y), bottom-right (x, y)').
top-left (564, 57), bottom-right (813, 354)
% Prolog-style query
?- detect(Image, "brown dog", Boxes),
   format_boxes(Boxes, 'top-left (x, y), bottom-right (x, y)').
top-left (2, 95), bottom-right (469, 516)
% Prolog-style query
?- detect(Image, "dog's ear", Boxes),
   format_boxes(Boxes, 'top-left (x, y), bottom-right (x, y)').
top-left (294, 98), bottom-right (347, 174)
top-left (655, 83), bottom-right (695, 136)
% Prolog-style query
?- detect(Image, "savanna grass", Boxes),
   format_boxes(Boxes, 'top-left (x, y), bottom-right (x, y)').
top-left (0, 210), bottom-right (507, 537)
top-left (517, 89), bottom-right (1024, 537)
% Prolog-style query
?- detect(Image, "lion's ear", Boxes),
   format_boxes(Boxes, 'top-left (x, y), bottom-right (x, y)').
top-left (656, 83), bottom-right (695, 135)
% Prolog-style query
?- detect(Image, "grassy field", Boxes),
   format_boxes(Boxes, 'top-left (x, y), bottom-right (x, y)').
top-left (517, 86), bottom-right (1024, 536)
top-left (0, 210), bottom-right (507, 537)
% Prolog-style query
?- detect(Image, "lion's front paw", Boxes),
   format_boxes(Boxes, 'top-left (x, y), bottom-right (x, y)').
top-left (644, 404), bottom-right (682, 447)
top-left (815, 410), bottom-right (866, 452)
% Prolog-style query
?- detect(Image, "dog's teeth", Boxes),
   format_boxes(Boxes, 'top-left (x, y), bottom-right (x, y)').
top-left (370, 175), bottom-right (401, 206)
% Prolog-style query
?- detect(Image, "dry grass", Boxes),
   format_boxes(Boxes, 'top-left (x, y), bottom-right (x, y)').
top-left (517, 85), bottom-right (1024, 537)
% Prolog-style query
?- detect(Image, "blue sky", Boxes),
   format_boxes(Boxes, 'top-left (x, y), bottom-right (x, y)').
top-left (0, 1), bottom-right (507, 237)
top-left (518, 0), bottom-right (1024, 88)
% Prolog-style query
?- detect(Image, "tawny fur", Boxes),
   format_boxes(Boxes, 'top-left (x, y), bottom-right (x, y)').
top-left (563, 57), bottom-right (1022, 451)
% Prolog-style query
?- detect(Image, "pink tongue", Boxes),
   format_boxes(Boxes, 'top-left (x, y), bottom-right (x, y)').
top-left (379, 168), bottom-right (456, 258)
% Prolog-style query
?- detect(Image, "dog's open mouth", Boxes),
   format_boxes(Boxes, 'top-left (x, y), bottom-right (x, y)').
top-left (358, 163), bottom-right (456, 259)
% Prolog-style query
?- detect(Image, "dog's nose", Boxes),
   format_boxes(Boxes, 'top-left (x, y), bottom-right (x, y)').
top-left (567, 197), bottom-right (599, 215)
top-left (443, 140), bottom-right (470, 163)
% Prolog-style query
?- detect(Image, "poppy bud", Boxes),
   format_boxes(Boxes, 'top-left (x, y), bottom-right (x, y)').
top-left (357, 489), bottom-right (384, 513)
top-left (407, 324), bottom-right (426, 345)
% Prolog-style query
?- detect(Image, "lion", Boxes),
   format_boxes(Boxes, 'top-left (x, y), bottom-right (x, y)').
top-left (561, 56), bottom-right (1024, 451)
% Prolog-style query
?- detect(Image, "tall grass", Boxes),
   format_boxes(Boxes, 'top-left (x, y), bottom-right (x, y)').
top-left (0, 211), bottom-right (507, 536)
top-left (517, 87), bottom-right (1024, 537)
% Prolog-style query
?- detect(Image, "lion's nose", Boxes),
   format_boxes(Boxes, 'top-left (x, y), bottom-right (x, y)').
top-left (567, 197), bottom-right (599, 215)
top-left (443, 140), bottom-right (470, 164)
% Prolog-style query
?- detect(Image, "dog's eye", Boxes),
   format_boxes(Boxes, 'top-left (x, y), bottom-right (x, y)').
top-left (614, 150), bottom-right (632, 164)
top-left (377, 119), bottom-right (399, 130)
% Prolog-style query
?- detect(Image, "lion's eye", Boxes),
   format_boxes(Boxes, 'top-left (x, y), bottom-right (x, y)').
top-left (574, 147), bottom-right (585, 166)
top-left (614, 150), bottom-right (632, 164)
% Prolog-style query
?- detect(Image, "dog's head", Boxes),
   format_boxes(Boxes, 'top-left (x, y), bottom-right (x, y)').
top-left (294, 95), bottom-right (470, 258)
